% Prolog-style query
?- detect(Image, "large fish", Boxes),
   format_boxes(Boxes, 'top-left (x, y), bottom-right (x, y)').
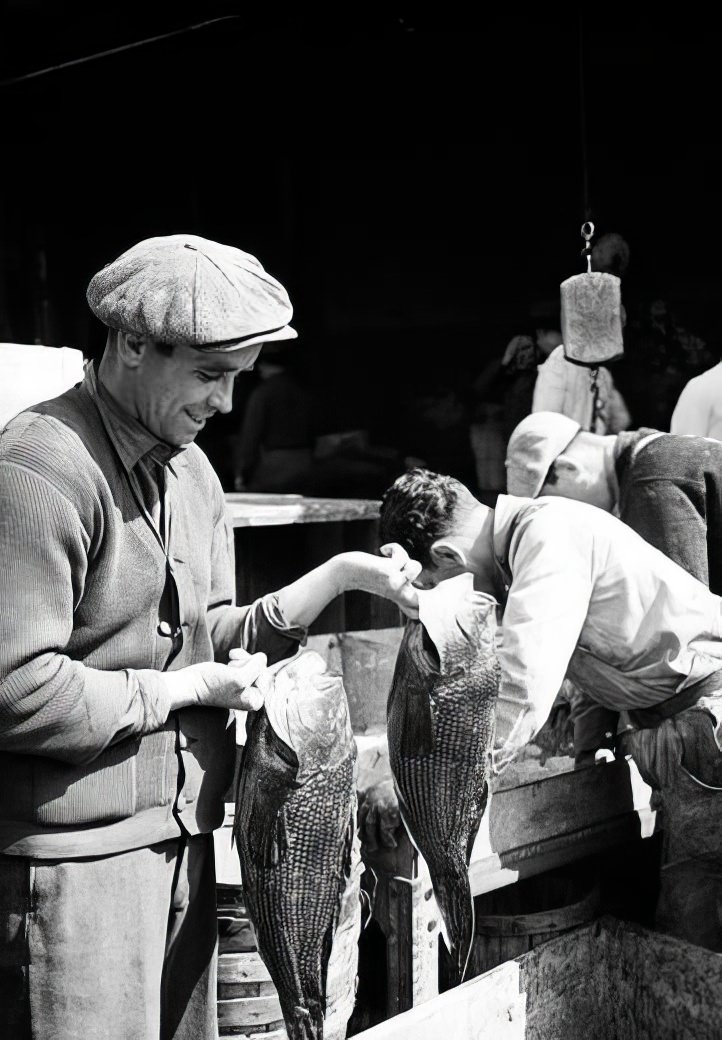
top-left (387, 576), bottom-right (499, 986)
top-left (234, 650), bottom-right (362, 1040)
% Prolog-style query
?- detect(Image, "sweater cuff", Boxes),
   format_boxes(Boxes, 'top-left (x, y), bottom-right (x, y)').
top-left (128, 668), bottom-right (173, 733)
top-left (241, 592), bottom-right (308, 666)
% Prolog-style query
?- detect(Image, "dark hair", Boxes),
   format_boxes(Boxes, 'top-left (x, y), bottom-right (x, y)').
top-left (152, 340), bottom-right (175, 357)
top-left (379, 468), bottom-right (465, 567)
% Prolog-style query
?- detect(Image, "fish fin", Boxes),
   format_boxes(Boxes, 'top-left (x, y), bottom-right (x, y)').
top-left (388, 620), bottom-right (439, 758)
top-left (394, 786), bottom-right (423, 858)
top-left (464, 781), bottom-right (489, 866)
top-left (247, 794), bottom-right (290, 868)
top-left (234, 711), bottom-right (300, 869)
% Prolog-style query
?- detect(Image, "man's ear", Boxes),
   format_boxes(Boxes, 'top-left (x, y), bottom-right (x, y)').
top-left (429, 540), bottom-right (467, 570)
top-left (553, 453), bottom-right (582, 476)
top-left (115, 332), bottom-right (149, 369)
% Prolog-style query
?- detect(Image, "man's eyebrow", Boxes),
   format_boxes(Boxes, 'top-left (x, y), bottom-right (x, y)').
top-left (195, 363), bottom-right (244, 375)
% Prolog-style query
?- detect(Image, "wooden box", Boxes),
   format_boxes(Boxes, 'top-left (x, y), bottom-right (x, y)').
top-left (354, 915), bottom-right (722, 1039)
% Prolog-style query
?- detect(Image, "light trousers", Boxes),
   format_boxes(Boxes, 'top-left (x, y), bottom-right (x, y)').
top-left (0, 833), bottom-right (219, 1040)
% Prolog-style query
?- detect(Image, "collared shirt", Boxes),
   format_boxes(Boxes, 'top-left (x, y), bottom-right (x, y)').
top-left (86, 362), bottom-right (177, 534)
top-left (491, 494), bottom-right (722, 770)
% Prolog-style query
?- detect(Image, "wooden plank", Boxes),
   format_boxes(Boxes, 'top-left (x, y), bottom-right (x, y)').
top-left (225, 492), bottom-right (380, 528)
top-left (352, 959), bottom-right (526, 1039)
top-left (468, 812), bottom-right (650, 898)
top-left (487, 758), bottom-right (652, 855)
top-left (218, 952), bottom-right (272, 984)
top-left (220, 1026), bottom-right (286, 1038)
top-left (466, 757), bottom-right (656, 897)
top-left (216, 994), bottom-right (284, 1029)
top-left (218, 980), bottom-right (262, 999)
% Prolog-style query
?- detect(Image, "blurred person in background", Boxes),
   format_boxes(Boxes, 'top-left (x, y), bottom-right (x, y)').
top-left (670, 350), bottom-right (722, 441)
top-left (402, 381), bottom-right (477, 492)
top-left (232, 342), bottom-right (315, 493)
top-left (469, 325), bottom-right (560, 505)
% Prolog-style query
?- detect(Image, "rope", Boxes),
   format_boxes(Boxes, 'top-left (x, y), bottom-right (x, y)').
top-left (578, 10), bottom-right (592, 221)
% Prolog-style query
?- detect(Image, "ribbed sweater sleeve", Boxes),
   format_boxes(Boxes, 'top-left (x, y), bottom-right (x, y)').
top-left (0, 464), bottom-right (171, 765)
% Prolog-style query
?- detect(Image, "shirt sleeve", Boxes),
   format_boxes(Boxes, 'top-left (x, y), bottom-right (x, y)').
top-left (606, 383), bottom-right (631, 433)
top-left (493, 510), bottom-right (595, 772)
top-left (0, 465), bottom-right (171, 765)
top-left (671, 382), bottom-right (710, 436)
top-left (532, 350), bottom-right (567, 414)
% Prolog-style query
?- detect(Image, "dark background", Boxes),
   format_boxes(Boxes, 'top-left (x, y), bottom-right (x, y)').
top-left (1, 5), bottom-right (720, 467)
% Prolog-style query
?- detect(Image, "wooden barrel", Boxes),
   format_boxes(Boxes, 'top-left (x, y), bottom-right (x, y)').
top-left (216, 884), bottom-right (286, 1037)
top-left (467, 869), bottom-right (600, 980)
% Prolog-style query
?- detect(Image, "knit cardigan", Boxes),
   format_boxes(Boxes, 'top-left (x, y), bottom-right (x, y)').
top-left (0, 376), bottom-right (300, 857)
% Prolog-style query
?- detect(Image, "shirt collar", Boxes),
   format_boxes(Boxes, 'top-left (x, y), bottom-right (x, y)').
top-left (490, 493), bottom-right (531, 595)
top-left (83, 361), bottom-right (182, 471)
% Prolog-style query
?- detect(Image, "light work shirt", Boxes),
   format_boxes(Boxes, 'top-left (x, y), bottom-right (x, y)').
top-left (670, 362), bottom-right (722, 442)
top-left (491, 495), bottom-right (722, 769)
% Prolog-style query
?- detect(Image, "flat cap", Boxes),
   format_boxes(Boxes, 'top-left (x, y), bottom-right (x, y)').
top-left (87, 234), bottom-right (297, 351)
top-left (505, 411), bottom-right (581, 498)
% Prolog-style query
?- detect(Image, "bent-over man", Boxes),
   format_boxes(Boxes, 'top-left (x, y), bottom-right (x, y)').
top-left (380, 468), bottom-right (722, 952)
top-left (506, 410), bottom-right (722, 764)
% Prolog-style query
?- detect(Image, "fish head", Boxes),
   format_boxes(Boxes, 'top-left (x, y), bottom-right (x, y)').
top-left (265, 650), bottom-right (356, 783)
top-left (418, 573), bottom-right (498, 674)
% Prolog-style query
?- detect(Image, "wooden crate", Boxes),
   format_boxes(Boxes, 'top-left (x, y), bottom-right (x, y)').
top-left (356, 755), bottom-right (657, 1024)
top-left (353, 916), bottom-right (722, 1040)
top-left (216, 885), bottom-right (285, 1038)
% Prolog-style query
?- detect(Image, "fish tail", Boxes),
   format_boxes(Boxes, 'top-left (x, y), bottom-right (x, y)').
top-left (433, 863), bottom-right (475, 985)
top-left (287, 1001), bottom-right (324, 1040)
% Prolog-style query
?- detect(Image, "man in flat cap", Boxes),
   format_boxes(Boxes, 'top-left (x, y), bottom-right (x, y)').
top-left (0, 235), bottom-right (419, 1040)
top-left (379, 466), bottom-right (722, 952)
top-left (506, 410), bottom-right (722, 764)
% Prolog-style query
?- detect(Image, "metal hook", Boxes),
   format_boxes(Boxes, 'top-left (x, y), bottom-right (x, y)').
top-left (581, 221), bottom-right (595, 271)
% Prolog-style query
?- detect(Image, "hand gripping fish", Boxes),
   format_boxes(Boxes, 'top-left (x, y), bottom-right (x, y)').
top-left (234, 650), bottom-right (362, 1040)
top-left (387, 576), bottom-right (499, 986)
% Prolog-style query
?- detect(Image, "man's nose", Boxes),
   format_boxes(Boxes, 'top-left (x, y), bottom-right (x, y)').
top-left (208, 377), bottom-right (234, 414)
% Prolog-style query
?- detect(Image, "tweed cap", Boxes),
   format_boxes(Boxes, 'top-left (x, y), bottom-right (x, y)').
top-left (87, 234), bottom-right (297, 351)
top-left (505, 411), bottom-right (581, 498)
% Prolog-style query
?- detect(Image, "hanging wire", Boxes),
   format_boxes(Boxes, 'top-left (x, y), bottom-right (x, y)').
top-left (578, 10), bottom-right (592, 221)
top-left (0, 15), bottom-right (240, 87)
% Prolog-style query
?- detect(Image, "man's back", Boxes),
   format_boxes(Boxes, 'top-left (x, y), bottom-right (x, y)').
top-left (493, 495), bottom-right (722, 760)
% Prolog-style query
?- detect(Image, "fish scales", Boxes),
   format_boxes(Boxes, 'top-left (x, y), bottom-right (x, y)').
top-left (234, 651), bottom-right (361, 1040)
top-left (387, 580), bottom-right (499, 986)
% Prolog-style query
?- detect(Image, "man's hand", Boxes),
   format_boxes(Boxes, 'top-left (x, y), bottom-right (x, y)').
top-left (341, 545), bottom-right (421, 619)
top-left (164, 652), bottom-right (268, 712)
top-left (358, 777), bottom-right (402, 852)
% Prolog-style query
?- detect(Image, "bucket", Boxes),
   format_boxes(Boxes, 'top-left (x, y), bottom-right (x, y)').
top-left (468, 868), bottom-right (600, 980)
top-left (216, 885), bottom-right (285, 1037)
